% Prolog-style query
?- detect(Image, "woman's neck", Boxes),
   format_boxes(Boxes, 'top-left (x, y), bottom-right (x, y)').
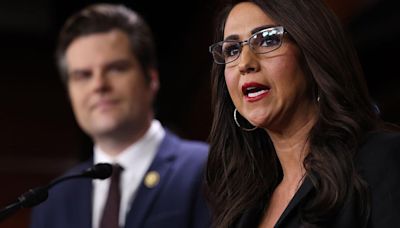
top-left (267, 109), bottom-right (317, 183)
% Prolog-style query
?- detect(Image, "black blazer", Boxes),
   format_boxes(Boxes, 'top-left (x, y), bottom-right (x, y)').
top-left (235, 131), bottom-right (400, 228)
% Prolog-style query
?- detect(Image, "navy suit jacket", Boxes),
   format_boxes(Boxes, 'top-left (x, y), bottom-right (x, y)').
top-left (235, 131), bottom-right (400, 228)
top-left (30, 131), bottom-right (210, 228)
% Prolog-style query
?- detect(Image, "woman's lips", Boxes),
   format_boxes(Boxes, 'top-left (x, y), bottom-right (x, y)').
top-left (242, 82), bottom-right (270, 102)
top-left (247, 89), bottom-right (268, 98)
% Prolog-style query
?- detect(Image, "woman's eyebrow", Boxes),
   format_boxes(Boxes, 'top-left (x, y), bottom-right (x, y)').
top-left (224, 24), bottom-right (275, 41)
top-left (224, 34), bottom-right (239, 41)
top-left (250, 24), bottom-right (274, 34)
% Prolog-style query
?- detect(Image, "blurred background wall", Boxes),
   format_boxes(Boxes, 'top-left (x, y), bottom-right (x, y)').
top-left (0, 0), bottom-right (398, 227)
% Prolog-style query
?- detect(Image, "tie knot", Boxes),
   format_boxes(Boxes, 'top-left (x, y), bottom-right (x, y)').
top-left (112, 164), bottom-right (124, 176)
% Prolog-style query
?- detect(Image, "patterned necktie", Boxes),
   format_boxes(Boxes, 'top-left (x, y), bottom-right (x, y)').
top-left (100, 164), bottom-right (123, 228)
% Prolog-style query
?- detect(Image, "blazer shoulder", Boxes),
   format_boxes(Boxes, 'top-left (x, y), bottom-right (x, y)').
top-left (358, 131), bottom-right (400, 160)
top-left (30, 160), bottom-right (93, 228)
top-left (356, 132), bottom-right (400, 227)
top-left (62, 160), bottom-right (93, 176)
top-left (356, 130), bottom-right (400, 185)
top-left (163, 130), bottom-right (209, 159)
top-left (36, 159), bottom-right (93, 200)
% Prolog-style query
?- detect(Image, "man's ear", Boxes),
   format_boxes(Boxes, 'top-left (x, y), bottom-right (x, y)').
top-left (148, 68), bottom-right (159, 95)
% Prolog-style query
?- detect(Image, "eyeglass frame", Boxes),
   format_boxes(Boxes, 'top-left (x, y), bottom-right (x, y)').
top-left (209, 26), bottom-right (287, 65)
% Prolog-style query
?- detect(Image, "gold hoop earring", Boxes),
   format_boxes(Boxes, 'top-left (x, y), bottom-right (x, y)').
top-left (233, 108), bottom-right (257, 132)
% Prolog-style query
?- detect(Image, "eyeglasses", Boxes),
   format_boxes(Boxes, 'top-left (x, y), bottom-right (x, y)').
top-left (209, 26), bottom-right (285, 65)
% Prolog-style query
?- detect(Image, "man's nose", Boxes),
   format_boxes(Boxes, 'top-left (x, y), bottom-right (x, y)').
top-left (91, 71), bottom-right (111, 92)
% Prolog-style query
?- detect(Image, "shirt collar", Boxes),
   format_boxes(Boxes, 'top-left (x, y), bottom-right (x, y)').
top-left (94, 119), bottom-right (165, 170)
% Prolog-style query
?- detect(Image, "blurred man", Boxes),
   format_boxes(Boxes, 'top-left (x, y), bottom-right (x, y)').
top-left (30, 4), bottom-right (210, 228)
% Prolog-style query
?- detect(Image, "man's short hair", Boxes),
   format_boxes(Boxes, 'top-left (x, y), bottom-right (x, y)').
top-left (56, 3), bottom-right (157, 83)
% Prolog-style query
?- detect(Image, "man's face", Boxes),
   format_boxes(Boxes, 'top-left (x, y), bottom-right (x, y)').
top-left (65, 29), bottom-right (158, 141)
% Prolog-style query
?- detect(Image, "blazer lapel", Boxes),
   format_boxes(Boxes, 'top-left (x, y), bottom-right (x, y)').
top-left (234, 177), bottom-right (314, 228)
top-left (275, 177), bottom-right (313, 227)
top-left (235, 202), bottom-right (265, 228)
top-left (124, 131), bottom-right (178, 228)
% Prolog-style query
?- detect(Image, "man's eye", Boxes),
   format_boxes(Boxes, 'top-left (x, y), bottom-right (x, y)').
top-left (109, 66), bottom-right (125, 74)
top-left (108, 62), bottom-right (130, 74)
top-left (70, 71), bottom-right (91, 81)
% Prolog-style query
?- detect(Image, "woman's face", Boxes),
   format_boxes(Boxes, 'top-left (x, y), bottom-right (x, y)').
top-left (223, 2), bottom-right (315, 132)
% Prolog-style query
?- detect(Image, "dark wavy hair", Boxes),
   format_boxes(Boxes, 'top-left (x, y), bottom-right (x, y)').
top-left (206, 0), bottom-right (382, 227)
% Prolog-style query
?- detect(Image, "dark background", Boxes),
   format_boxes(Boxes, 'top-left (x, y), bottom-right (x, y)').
top-left (0, 0), bottom-right (398, 227)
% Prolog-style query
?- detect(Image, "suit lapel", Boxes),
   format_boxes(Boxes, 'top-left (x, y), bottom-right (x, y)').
top-left (62, 161), bottom-right (93, 228)
top-left (74, 177), bottom-right (92, 228)
top-left (124, 131), bottom-right (178, 228)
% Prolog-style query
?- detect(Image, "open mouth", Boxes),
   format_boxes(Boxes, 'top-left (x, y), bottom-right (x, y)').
top-left (242, 83), bottom-right (270, 98)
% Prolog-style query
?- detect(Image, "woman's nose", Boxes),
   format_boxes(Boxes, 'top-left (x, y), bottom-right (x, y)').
top-left (238, 46), bottom-right (259, 75)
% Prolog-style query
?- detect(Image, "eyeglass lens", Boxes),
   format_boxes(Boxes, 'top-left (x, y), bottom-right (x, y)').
top-left (211, 26), bottom-right (284, 64)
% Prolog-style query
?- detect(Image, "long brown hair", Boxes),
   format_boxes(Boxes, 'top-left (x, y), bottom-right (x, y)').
top-left (206, 0), bottom-right (381, 227)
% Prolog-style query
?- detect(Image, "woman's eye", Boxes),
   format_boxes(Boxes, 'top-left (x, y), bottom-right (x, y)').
top-left (260, 35), bottom-right (280, 47)
top-left (223, 44), bottom-right (240, 57)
